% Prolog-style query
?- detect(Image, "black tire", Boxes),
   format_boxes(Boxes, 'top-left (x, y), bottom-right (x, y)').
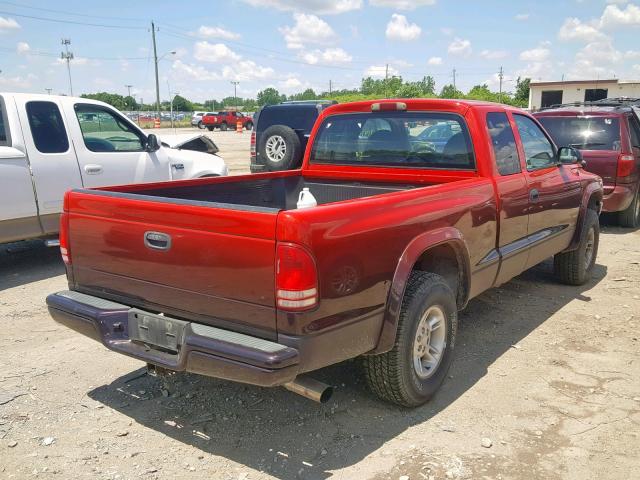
top-left (554, 209), bottom-right (599, 285)
top-left (206, 126), bottom-right (214, 132)
top-left (362, 272), bottom-right (458, 407)
top-left (245, 122), bottom-right (253, 131)
top-left (220, 122), bottom-right (228, 131)
top-left (258, 125), bottom-right (302, 171)
top-left (197, 121), bottom-right (204, 129)
top-left (618, 189), bottom-right (640, 228)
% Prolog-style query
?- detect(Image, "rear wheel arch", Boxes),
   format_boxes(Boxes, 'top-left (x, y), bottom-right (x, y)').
top-left (566, 185), bottom-right (603, 252)
top-left (371, 232), bottom-right (470, 355)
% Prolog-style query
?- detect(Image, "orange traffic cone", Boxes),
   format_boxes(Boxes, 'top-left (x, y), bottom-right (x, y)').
top-left (236, 120), bottom-right (242, 134)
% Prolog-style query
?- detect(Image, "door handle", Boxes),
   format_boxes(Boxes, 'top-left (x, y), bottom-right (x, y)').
top-left (529, 189), bottom-right (539, 202)
top-left (84, 164), bottom-right (103, 175)
top-left (144, 231), bottom-right (172, 251)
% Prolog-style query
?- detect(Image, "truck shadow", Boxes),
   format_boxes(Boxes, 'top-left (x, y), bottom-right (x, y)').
top-left (0, 241), bottom-right (65, 291)
top-left (88, 259), bottom-right (606, 480)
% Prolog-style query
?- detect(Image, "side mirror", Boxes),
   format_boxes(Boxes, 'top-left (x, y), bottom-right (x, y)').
top-left (558, 146), bottom-right (583, 165)
top-left (145, 134), bottom-right (160, 152)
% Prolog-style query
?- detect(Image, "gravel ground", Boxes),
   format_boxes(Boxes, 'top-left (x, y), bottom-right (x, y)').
top-left (0, 137), bottom-right (638, 480)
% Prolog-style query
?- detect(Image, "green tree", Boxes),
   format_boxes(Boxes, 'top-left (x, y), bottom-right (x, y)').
top-left (514, 77), bottom-right (531, 107)
top-left (257, 87), bottom-right (285, 106)
top-left (171, 94), bottom-right (192, 111)
top-left (439, 84), bottom-right (463, 99)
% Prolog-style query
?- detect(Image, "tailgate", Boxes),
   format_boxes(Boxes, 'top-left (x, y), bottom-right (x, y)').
top-left (581, 150), bottom-right (619, 191)
top-left (66, 190), bottom-right (278, 338)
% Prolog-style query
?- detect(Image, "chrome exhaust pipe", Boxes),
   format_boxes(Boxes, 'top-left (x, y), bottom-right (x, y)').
top-left (284, 376), bottom-right (333, 403)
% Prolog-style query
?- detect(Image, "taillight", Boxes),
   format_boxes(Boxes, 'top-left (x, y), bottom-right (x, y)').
top-left (617, 153), bottom-right (636, 178)
top-left (276, 243), bottom-right (318, 311)
top-left (250, 131), bottom-right (256, 160)
top-left (59, 212), bottom-right (70, 265)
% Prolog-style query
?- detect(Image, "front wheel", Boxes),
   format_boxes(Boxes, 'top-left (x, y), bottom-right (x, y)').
top-left (618, 189), bottom-right (639, 228)
top-left (206, 126), bottom-right (214, 132)
top-left (220, 122), bottom-right (228, 131)
top-left (554, 209), bottom-right (599, 285)
top-left (197, 121), bottom-right (204, 129)
top-left (362, 272), bottom-right (458, 407)
top-left (245, 122), bottom-right (253, 131)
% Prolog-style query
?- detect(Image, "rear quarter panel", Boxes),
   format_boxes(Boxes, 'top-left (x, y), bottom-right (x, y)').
top-left (276, 177), bottom-right (498, 368)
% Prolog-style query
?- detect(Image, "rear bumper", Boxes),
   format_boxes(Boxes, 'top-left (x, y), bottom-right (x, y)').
top-left (46, 291), bottom-right (299, 387)
top-left (602, 184), bottom-right (636, 212)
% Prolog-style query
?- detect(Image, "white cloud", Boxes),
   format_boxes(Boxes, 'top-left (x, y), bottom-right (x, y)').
top-left (281, 77), bottom-right (303, 89)
top-left (196, 25), bottom-right (241, 40)
top-left (365, 64), bottom-right (399, 78)
top-left (193, 41), bottom-right (241, 63)
top-left (301, 47), bottom-right (352, 64)
top-left (480, 49), bottom-right (509, 60)
top-left (624, 50), bottom-right (640, 59)
top-left (172, 60), bottom-right (221, 81)
top-left (53, 56), bottom-right (92, 66)
top-left (16, 41), bottom-right (30, 54)
top-left (448, 38), bottom-right (472, 57)
top-left (519, 44), bottom-right (551, 62)
top-left (280, 13), bottom-right (336, 50)
top-left (515, 13), bottom-right (529, 21)
top-left (600, 3), bottom-right (640, 28)
top-left (241, 0), bottom-right (362, 15)
top-left (370, 0), bottom-right (436, 10)
top-left (385, 14), bottom-right (421, 41)
top-left (0, 73), bottom-right (36, 89)
top-left (0, 17), bottom-right (20, 33)
top-left (427, 56), bottom-right (442, 66)
top-left (558, 17), bottom-right (606, 42)
top-left (222, 60), bottom-right (275, 81)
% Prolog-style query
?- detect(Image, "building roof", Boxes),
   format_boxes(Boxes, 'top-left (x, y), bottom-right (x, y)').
top-left (530, 79), bottom-right (619, 87)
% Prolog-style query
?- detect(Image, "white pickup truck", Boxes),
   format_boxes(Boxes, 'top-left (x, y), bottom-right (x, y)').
top-left (0, 93), bottom-right (228, 245)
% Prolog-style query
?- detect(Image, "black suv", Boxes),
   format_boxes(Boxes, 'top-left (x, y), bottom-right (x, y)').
top-left (250, 100), bottom-right (337, 172)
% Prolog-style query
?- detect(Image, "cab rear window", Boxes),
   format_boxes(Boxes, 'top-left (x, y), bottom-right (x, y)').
top-left (310, 112), bottom-right (475, 169)
top-left (537, 116), bottom-right (621, 151)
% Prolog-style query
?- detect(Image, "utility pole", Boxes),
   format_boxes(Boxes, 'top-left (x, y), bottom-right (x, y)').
top-left (151, 21), bottom-right (160, 122)
top-left (329, 79), bottom-right (332, 96)
top-left (385, 63), bottom-right (389, 98)
top-left (125, 84), bottom-right (133, 98)
top-left (452, 67), bottom-right (456, 91)
top-left (60, 39), bottom-right (74, 96)
top-left (45, 88), bottom-right (52, 95)
top-left (230, 80), bottom-right (239, 111)
top-left (498, 66), bottom-right (504, 104)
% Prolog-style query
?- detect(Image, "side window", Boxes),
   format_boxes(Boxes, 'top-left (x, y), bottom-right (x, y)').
top-left (486, 112), bottom-right (520, 175)
top-left (513, 114), bottom-right (556, 170)
top-left (0, 97), bottom-right (9, 146)
top-left (26, 101), bottom-right (69, 154)
top-left (74, 104), bottom-right (144, 152)
top-left (629, 115), bottom-right (640, 148)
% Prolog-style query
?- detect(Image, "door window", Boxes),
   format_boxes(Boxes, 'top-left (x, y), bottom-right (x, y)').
top-left (486, 112), bottom-right (520, 175)
top-left (0, 97), bottom-right (9, 146)
top-left (26, 101), bottom-right (69, 153)
top-left (514, 114), bottom-right (556, 170)
top-left (629, 115), bottom-right (640, 149)
top-left (74, 104), bottom-right (144, 152)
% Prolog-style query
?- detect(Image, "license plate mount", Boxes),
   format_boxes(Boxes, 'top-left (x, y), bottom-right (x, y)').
top-left (128, 309), bottom-right (188, 352)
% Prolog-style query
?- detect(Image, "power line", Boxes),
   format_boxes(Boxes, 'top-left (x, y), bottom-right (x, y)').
top-left (0, 9), bottom-right (146, 29)
top-left (0, 1), bottom-right (145, 22)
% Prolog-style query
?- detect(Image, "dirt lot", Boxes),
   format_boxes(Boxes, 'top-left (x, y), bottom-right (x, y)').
top-left (0, 137), bottom-right (639, 480)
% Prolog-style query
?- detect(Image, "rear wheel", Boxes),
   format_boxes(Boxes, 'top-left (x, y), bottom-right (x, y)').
top-left (245, 122), bottom-right (253, 131)
top-left (197, 121), bottom-right (204, 129)
top-left (554, 209), bottom-right (599, 285)
top-left (618, 189), bottom-right (640, 228)
top-left (220, 122), bottom-right (228, 131)
top-left (362, 272), bottom-right (458, 407)
top-left (206, 126), bottom-right (214, 132)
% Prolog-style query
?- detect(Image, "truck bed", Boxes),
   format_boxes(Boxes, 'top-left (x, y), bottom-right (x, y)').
top-left (97, 175), bottom-right (423, 212)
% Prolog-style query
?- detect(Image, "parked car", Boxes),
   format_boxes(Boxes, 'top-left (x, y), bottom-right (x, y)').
top-left (251, 100), bottom-right (336, 172)
top-left (202, 111), bottom-right (253, 132)
top-left (191, 111), bottom-right (214, 129)
top-left (47, 99), bottom-right (602, 407)
top-left (0, 93), bottom-right (227, 245)
top-left (534, 100), bottom-right (640, 227)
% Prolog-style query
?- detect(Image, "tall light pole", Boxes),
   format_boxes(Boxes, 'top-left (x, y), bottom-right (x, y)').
top-left (45, 88), bottom-right (52, 95)
top-left (125, 84), bottom-right (133, 97)
top-left (230, 81), bottom-right (239, 111)
top-left (61, 39), bottom-right (74, 96)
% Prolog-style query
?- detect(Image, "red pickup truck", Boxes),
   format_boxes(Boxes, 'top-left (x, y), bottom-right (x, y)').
top-left (47, 99), bottom-right (603, 407)
top-left (202, 111), bottom-right (253, 131)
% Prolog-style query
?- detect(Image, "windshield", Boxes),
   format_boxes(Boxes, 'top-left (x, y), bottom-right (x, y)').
top-left (310, 112), bottom-right (475, 169)
top-left (537, 116), bottom-right (621, 151)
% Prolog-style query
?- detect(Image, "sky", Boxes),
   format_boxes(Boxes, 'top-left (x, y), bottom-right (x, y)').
top-left (1, 0), bottom-right (640, 103)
